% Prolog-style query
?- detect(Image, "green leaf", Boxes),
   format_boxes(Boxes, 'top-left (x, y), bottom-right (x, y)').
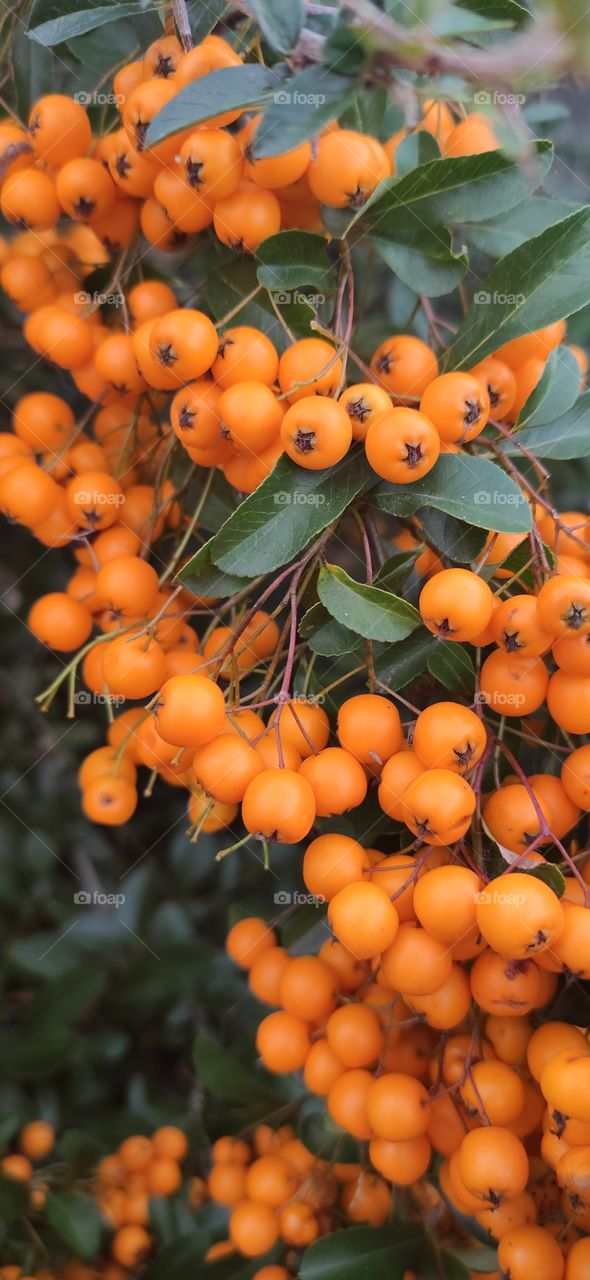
top-left (374, 548), bottom-right (422, 591)
top-left (461, 196), bottom-right (579, 257)
top-left (147, 65), bottom-right (285, 144)
top-left (428, 642), bottom-right (475, 693)
top-left (300, 604), bottom-right (361, 657)
top-left (252, 68), bottom-right (356, 158)
top-left (11, 18), bottom-right (52, 115)
top-left (144, 1231), bottom-right (210, 1280)
top-left (46, 1191), bottom-right (103, 1261)
top-left (448, 208), bottom-right (590, 369)
top-left (29, 2), bottom-right (139, 44)
top-left (393, 131), bottom-right (440, 177)
top-left (256, 231), bottom-right (333, 293)
top-left (193, 1032), bottom-right (282, 1104)
top-left (0, 1174), bottom-right (29, 1221)
top-left (300, 1223), bottom-right (424, 1280)
top-left (515, 346), bottom-right (581, 427)
top-left (497, 393), bottom-right (590, 459)
top-left (247, 0), bottom-right (304, 53)
top-left (419, 509), bottom-right (487, 563)
top-left (176, 546), bottom-right (250, 599)
top-left (326, 144), bottom-right (553, 237)
top-left (375, 630), bottom-right (439, 688)
top-left (447, 1245), bottom-right (503, 1272)
top-left (455, 0), bottom-right (529, 25)
top-left (317, 564), bottom-right (421, 643)
top-left (370, 455), bottom-right (531, 534)
top-left (198, 451), bottom-right (374, 578)
top-left (368, 224), bottom-right (467, 298)
top-left (339, 87), bottom-right (403, 141)
top-left (530, 864), bottom-right (566, 897)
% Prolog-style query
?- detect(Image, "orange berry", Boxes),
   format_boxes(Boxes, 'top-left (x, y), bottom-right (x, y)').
top-left (419, 568), bottom-right (494, 642)
top-left (328, 881), bottom-right (399, 959)
top-left (256, 1011), bottom-right (311, 1073)
top-left (371, 335), bottom-right (438, 402)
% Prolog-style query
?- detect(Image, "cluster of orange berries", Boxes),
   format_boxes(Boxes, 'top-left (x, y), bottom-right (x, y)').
top-left (0, 37), bottom-right (509, 269)
top-left (0, 1121), bottom-right (55, 1216)
top-left (225, 897), bottom-right (590, 1275)
top-left (95, 1126), bottom-right (189, 1269)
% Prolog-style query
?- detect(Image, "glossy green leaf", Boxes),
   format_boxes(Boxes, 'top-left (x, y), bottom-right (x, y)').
top-left (300, 1223), bottom-right (424, 1280)
top-left (317, 564), bottom-right (421, 642)
top-left (515, 345), bottom-right (581, 427)
top-left (256, 231), bottom-right (333, 293)
top-left (193, 1032), bottom-right (282, 1104)
top-left (29, 3), bottom-right (139, 44)
top-left (252, 68), bottom-right (356, 158)
top-left (247, 0), bottom-right (304, 53)
top-left (375, 630), bottom-right (440, 688)
top-left (147, 65), bottom-right (285, 143)
top-left (428, 642), bottom-right (475, 693)
top-left (46, 1191), bottom-right (103, 1261)
top-left (370, 455), bottom-right (531, 533)
top-left (449, 208), bottom-right (590, 369)
top-left (498, 392), bottom-right (590, 459)
top-left (461, 195), bottom-right (578, 256)
top-left (190, 452), bottom-right (374, 578)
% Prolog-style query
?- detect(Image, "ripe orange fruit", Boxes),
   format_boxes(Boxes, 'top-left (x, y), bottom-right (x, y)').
top-left (328, 881), bottom-right (399, 959)
top-left (476, 872), bottom-right (565, 959)
top-left (279, 955), bottom-right (337, 1021)
top-left (366, 1072), bottom-right (429, 1141)
top-left (381, 922), bottom-right (452, 995)
top-left (419, 568), bottom-right (494, 642)
top-left (365, 407), bottom-right (441, 483)
top-left (479, 649), bottom-right (549, 717)
top-left (339, 383), bottom-right (392, 439)
top-left (213, 182), bottom-right (281, 252)
top-left (299, 747), bottom-right (368, 816)
top-left (537, 575), bottom-right (590, 638)
top-left (402, 768), bottom-right (476, 843)
top-left (458, 1126), bottom-right (529, 1205)
top-left (226, 917), bottom-right (277, 969)
top-left (371, 335), bottom-right (438, 401)
top-left (307, 130), bottom-right (389, 208)
top-left (111, 1224), bottom-right (151, 1268)
top-left (278, 337), bottom-right (343, 403)
top-left (256, 1010), bottom-right (311, 1073)
top-left (280, 396), bottom-right (352, 469)
top-left (103, 634), bottom-right (166, 699)
top-left (18, 1121), bottom-right (55, 1161)
top-left (413, 701), bottom-right (486, 773)
top-left (28, 592), bottom-right (92, 652)
top-left (497, 1224), bottom-right (565, 1280)
top-left (241, 768), bottom-right (316, 843)
top-left (377, 750), bottom-right (425, 822)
